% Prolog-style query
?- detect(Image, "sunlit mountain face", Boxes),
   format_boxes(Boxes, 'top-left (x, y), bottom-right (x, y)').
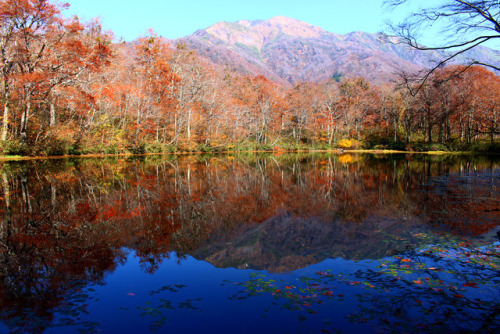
top-left (170, 16), bottom-right (500, 85)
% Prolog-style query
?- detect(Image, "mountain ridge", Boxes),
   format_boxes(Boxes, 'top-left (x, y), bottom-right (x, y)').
top-left (170, 16), bottom-right (500, 85)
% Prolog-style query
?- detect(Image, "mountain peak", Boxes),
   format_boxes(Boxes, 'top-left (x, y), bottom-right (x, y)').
top-left (204, 16), bottom-right (325, 44)
top-left (265, 16), bottom-right (325, 38)
top-left (267, 16), bottom-right (301, 24)
top-left (180, 16), bottom-right (499, 85)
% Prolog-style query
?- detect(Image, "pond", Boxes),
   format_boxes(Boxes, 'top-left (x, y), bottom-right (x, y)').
top-left (0, 153), bottom-right (498, 333)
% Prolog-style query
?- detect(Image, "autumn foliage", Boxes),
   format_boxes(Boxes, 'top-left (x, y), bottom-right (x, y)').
top-left (0, 1), bottom-right (498, 156)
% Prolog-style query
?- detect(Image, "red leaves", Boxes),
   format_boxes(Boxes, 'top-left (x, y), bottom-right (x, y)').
top-left (102, 206), bottom-right (118, 221)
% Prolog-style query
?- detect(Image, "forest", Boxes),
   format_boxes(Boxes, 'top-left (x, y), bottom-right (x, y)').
top-left (0, 0), bottom-right (499, 156)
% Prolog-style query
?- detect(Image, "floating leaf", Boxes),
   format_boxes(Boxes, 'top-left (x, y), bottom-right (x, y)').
top-left (463, 282), bottom-right (478, 288)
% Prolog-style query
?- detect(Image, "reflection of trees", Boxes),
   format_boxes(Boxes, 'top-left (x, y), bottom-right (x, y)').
top-left (0, 154), bottom-right (497, 331)
top-left (0, 168), bottom-right (126, 332)
top-left (405, 157), bottom-right (500, 236)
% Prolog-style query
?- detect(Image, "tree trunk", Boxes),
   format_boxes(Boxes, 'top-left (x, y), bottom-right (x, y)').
top-left (393, 118), bottom-right (397, 142)
top-left (49, 101), bottom-right (56, 127)
top-left (1, 172), bottom-right (11, 239)
top-left (20, 99), bottom-right (31, 143)
top-left (187, 107), bottom-right (192, 142)
top-left (426, 109), bottom-right (432, 143)
top-left (2, 80), bottom-right (9, 141)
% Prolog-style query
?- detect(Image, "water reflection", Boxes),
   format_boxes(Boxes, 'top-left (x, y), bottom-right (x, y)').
top-left (0, 153), bottom-right (498, 332)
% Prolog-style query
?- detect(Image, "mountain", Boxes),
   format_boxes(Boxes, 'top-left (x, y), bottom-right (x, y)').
top-left (191, 211), bottom-right (425, 273)
top-left (173, 16), bottom-right (500, 85)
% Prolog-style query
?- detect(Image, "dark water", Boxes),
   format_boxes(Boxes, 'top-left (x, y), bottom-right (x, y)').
top-left (0, 153), bottom-right (498, 333)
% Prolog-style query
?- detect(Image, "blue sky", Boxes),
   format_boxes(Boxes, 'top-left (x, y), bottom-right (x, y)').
top-left (65, 0), bottom-right (398, 41)
top-left (63, 0), bottom-right (500, 51)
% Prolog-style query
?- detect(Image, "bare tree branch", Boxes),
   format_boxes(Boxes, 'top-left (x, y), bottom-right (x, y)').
top-left (384, 0), bottom-right (500, 92)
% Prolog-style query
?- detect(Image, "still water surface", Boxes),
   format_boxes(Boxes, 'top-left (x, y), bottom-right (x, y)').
top-left (0, 153), bottom-right (498, 333)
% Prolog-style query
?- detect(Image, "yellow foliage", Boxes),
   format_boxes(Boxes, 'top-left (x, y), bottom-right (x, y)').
top-left (338, 139), bottom-right (353, 149)
top-left (338, 154), bottom-right (353, 164)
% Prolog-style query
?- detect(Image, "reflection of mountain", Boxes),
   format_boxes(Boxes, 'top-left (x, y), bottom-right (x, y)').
top-left (0, 153), bottom-right (498, 328)
top-left (193, 212), bottom-right (423, 272)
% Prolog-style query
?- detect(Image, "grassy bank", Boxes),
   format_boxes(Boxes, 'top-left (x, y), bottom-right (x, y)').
top-left (0, 138), bottom-right (497, 160)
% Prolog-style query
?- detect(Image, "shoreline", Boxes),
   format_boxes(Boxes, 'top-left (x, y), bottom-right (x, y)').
top-left (0, 149), bottom-right (490, 162)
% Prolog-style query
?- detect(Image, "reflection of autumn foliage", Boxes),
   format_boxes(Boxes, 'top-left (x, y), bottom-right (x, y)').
top-left (0, 191), bottom-right (124, 331)
top-left (0, 154), bottom-right (497, 327)
top-left (411, 169), bottom-right (500, 236)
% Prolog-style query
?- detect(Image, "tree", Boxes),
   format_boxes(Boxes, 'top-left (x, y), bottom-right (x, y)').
top-left (169, 44), bottom-right (212, 146)
top-left (0, 0), bottom-right (64, 141)
top-left (318, 81), bottom-right (342, 145)
top-left (450, 65), bottom-right (500, 143)
top-left (287, 82), bottom-right (319, 145)
top-left (0, 0), bottom-right (112, 151)
top-left (338, 78), bottom-right (370, 139)
top-left (385, 0), bottom-right (500, 90)
top-left (132, 31), bottom-right (179, 148)
top-left (232, 75), bottom-right (281, 145)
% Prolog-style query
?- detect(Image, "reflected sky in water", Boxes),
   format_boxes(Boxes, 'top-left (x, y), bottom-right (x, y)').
top-left (0, 153), bottom-right (498, 333)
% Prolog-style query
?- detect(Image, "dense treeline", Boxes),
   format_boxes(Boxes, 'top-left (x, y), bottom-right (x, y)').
top-left (0, 0), bottom-right (498, 156)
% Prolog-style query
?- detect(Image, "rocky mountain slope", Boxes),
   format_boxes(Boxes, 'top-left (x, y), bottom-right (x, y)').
top-left (173, 16), bottom-right (499, 85)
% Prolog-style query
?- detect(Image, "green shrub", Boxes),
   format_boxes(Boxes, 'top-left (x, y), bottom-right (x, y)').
top-left (469, 141), bottom-right (500, 153)
top-left (37, 134), bottom-right (78, 156)
top-left (407, 142), bottom-right (449, 152)
top-left (164, 145), bottom-right (178, 153)
top-left (196, 144), bottom-right (215, 153)
top-left (445, 140), bottom-right (470, 152)
top-left (407, 142), bottom-right (429, 152)
top-left (428, 143), bottom-right (448, 152)
top-left (68, 144), bottom-right (82, 155)
top-left (104, 144), bottom-right (119, 155)
top-left (145, 141), bottom-right (164, 153)
top-left (256, 144), bottom-right (272, 151)
top-left (127, 144), bottom-right (146, 154)
top-left (387, 141), bottom-right (406, 150)
top-left (1, 140), bottom-right (29, 155)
